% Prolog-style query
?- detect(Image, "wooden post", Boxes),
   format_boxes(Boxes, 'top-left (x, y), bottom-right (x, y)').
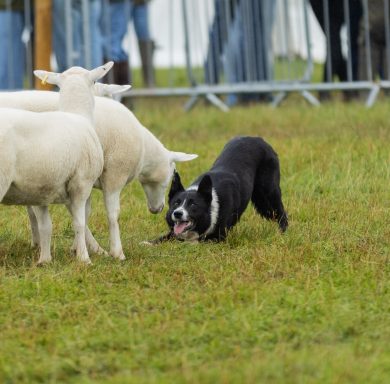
top-left (34, 0), bottom-right (52, 90)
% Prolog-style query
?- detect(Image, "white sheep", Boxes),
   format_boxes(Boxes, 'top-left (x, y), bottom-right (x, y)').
top-left (0, 89), bottom-right (197, 260)
top-left (0, 63), bottom-right (114, 265)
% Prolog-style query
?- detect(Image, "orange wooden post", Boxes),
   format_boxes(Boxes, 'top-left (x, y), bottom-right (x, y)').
top-left (34, 0), bottom-right (52, 90)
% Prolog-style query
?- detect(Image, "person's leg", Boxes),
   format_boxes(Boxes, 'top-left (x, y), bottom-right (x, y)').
top-left (330, 12), bottom-right (347, 82)
top-left (52, 0), bottom-right (83, 70)
top-left (87, 0), bottom-right (103, 68)
top-left (100, 0), bottom-right (110, 60)
top-left (240, 0), bottom-right (273, 103)
top-left (309, 0), bottom-right (343, 100)
top-left (132, 2), bottom-right (150, 40)
top-left (72, 1), bottom-right (84, 67)
top-left (262, 0), bottom-right (276, 81)
top-left (133, 2), bottom-right (155, 87)
top-left (0, 10), bottom-right (25, 89)
top-left (309, 0), bottom-right (330, 84)
top-left (221, 2), bottom-right (243, 106)
top-left (69, 0), bottom-right (103, 70)
top-left (349, 0), bottom-right (363, 81)
top-left (107, 1), bottom-right (130, 84)
top-left (109, 1), bottom-right (129, 62)
top-left (52, 0), bottom-right (69, 71)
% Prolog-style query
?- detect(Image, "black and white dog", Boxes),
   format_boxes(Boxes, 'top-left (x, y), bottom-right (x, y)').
top-left (152, 136), bottom-right (288, 243)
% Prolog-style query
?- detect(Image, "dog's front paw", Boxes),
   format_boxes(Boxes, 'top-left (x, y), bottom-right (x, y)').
top-left (141, 232), bottom-right (175, 245)
top-left (140, 240), bottom-right (157, 246)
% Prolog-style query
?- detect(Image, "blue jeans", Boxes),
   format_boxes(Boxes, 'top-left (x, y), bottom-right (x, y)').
top-left (53, 0), bottom-right (103, 71)
top-left (0, 10), bottom-right (25, 89)
top-left (222, 0), bottom-right (276, 106)
top-left (106, 1), bottom-right (150, 62)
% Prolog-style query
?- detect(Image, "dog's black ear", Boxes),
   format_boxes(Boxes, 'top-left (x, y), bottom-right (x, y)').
top-left (197, 174), bottom-right (213, 202)
top-left (169, 170), bottom-right (185, 201)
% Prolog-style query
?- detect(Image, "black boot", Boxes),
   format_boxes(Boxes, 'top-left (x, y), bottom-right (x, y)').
top-left (102, 59), bottom-right (131, 86)
top-left (138, 40), bottom-right (155, 88)
top-left (103, 60), bottom-right (133, 108)
top-left (113, 60), bottom-right (131, 85)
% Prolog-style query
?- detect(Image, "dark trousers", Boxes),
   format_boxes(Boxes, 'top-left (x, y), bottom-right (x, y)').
top-left (310, 0), bottom-right (362, 82)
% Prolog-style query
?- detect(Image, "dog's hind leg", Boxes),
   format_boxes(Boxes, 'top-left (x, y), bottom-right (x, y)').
top-left (251, 187), bottom-right (288, 232)
top-left (251, 159), bottom-right (288, 232)
top-left (267, 189), bottom-right (288, 232)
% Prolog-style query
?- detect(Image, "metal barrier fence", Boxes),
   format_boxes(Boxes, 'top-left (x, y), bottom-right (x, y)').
top-left (1, 0), bottom-right (390, 109)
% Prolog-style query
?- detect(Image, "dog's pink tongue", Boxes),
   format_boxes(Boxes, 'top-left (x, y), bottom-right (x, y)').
top-left (174, 222), bottom-right (188, 235)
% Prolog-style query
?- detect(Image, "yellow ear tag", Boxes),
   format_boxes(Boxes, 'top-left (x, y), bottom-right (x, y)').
top-left (41, 74), bottom-right (48, 85)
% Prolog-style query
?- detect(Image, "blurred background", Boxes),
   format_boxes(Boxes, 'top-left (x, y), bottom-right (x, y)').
top-left (1, 0), bottom-right (388, 108)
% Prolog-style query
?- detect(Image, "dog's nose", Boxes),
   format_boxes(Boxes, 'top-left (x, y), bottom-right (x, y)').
top-left (173, 210), bottom-right (183, 219)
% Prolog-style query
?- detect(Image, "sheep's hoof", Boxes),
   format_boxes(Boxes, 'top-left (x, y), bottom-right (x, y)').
top-left (111, 252), bottom-right (126, 261)
top-left (86, 238), bottom-right (108, 256)
top-left (94, 247), bottom-right (109, 257)
top-left (79, 258), bottom-right (93, 265)
top-left (36, 260), bottom-right (51, 267)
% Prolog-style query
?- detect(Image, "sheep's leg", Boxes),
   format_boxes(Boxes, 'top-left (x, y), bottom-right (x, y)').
top-left (84, 196), bottom-right (108, 256)
top-left (68, 197), bottom-right (108, 256)
top-left (34, 206), bottom-right (52, 265)
top-left (85, 227), bottom-right (107, 255)
top-left (68, 198), bottom-right (91, 264)
top-left (27, 206), bottom-right (40, 248)
top-left (104, 190), bottom-right (125, 260)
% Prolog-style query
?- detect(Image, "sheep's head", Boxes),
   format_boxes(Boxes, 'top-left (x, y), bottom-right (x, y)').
top-left (33, 62), bottom-right (114, 117)
top-left (140, 151), bottom-right (198, 214)
top-left (34, 62), bottom-right (114, 89)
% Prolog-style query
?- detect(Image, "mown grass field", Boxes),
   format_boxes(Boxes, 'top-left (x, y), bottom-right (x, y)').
top-left (0, 97), bottom-right (389, 383)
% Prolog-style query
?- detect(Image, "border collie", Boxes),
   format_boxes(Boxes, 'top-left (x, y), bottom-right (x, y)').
top-left (151, 136), bottom-right (288, 243)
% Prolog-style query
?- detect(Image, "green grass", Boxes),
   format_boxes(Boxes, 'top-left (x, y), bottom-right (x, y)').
top-left (1, 100), bottom-right (389, 383)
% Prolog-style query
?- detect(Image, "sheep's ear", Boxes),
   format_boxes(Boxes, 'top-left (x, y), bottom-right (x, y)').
top-left (169, 170), bottom-right (185, 202)
top-left (94, 83), bottom-right (131, 97)
top-left (34, 70), bottom-right (61, 86)
top-left (89, 61), bottom-right (114, 82)
top-left (169, 151), bottom-right (198, 163)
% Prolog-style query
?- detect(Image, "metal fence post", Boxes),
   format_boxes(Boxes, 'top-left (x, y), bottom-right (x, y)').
top-left (81, 0), bottom-right (92, 69)
top-left (65, 0), bottom-right (73, 69)
top-left (23, 0), bottom-right (33, 88)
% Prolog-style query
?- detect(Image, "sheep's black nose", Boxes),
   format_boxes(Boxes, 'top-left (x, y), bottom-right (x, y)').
top-left (173, 210), bottom-right (183, 219)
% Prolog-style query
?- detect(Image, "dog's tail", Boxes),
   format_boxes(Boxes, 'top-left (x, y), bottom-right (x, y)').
top-left (251, 155), bottom-right (288, 232)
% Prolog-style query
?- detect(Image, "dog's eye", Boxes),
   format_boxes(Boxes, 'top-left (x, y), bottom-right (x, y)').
top-left (189, 201), bottom-right (197, 207)
top-left (173, 200), bottom-right (181, 207)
